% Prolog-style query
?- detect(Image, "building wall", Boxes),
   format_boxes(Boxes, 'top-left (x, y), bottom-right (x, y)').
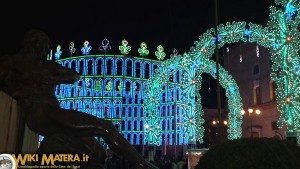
top-left (223, 42), bottom-right (286, 139)
top-left (0, 91), bottom-right (39, 153)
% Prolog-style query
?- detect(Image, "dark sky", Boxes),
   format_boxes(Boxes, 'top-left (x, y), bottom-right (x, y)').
top-left (0, 0), bottom-right (274, 108)
top-left (0, 0), bottom-right (273, 58)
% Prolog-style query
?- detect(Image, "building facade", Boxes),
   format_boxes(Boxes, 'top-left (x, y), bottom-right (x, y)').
top-left (223, 42), bottom-right (286, 140)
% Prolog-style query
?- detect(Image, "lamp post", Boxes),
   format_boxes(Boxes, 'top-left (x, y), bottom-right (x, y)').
top-left (212, 119), bottom-right (228, 139)
top-left (241, 108), bottom-right (261, 138)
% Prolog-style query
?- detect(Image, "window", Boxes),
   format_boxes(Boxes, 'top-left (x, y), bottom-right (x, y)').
top-left (126, 60), bottom-right (132, 76)
top-left (135, 62), bottom-right (141, 77)
top-left (144, 63), bottom-right (150, 78)
top-left (96, 59), bottom-right (102, 75)
top-left (106, 59), bottom-right (112, 75)
top-left (256, 86), bottom-right (261, 105)
top-left (116, 59), bottom-right (123, 75)
top-left (253, 64), bottom-right (259, 74)
top-left (71, 61), bottom-right (76, 72)
top-left (125, 81), bottom-right (131, 92)
top-left (122, 121), bottom-right (125, 130)
top-left (79, 60), bottom-right (84, 75)
top-left (254, 86), bottom-right (261, 105)
top-left (88, 60), bottom-right (93, 75)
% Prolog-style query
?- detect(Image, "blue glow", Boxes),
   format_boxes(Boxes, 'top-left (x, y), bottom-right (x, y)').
top-left (213, 68), bottom-right (217, 75)
top-left (213, 35), bottom-right (222, 43)
top-left (193, 60), bottom-right (201, 68)
top-left (273, 43), bottom-right (279, 49)
top-left (54, 54), bottom-right (185, 145)
top-left (285, 2), bottom-right (296, 20)
top-left (229, 87), bottom-right (235, 94)
top-left (81, 40), bottom-right (92, 55)
top-left (55, 45), bottom-right (62, 60)
top-left (244, 29), bottom-right (251, 41)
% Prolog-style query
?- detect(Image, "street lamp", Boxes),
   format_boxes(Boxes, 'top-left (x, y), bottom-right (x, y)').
top-left (241, 108), bottom-right (261, 138)
top-left (212, 119), bottom-right (228, 137)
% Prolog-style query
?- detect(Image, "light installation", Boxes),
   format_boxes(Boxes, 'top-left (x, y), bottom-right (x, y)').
top-left (268, 0), bottom-right (300, 143)
top-left (144, 42), bottom-right (243, 145)
top-left (138, 42), bottom-right (149, 57)
top-left (54, 39), bottom-right (172, 146)
top-left (55, 45), bottom-right (62, 60)
top-left (144, 0), bottom-right (300, 145)
top-left (69, 42), bottom-right (76, 56)
top-left (119, 39), bottom-right (131, 55)
top-left (155, 45), bottom-right (166, 61)
top-left (81, 40), bottom-right (92, 55)
top-left (51, 0), bottom-right (300, 147)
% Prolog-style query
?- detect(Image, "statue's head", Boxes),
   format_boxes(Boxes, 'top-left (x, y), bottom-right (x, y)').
top-left (22, 29), bottom-right (52, 59)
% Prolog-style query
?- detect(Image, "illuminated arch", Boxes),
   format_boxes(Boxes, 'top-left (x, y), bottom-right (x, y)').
top-left (144, 52), bottom-right (244, 145)
top-left (145, 0), bottom-right (300, 145)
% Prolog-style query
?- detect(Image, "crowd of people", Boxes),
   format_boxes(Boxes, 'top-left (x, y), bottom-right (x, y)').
top-left (150, 155), bottom-right (188, 169)
top-left (104, 152), bottom-right (189, 169)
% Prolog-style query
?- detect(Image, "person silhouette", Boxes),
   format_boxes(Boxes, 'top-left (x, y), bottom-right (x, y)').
top-left (0, 29), bottom-right (157, 169)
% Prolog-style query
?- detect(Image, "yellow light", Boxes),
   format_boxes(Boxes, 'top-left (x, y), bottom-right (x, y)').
top-left (248, 108), bottom-right (253, 114)
top-left (255, 109), bottom-right (261, 115)
top-left (240, 109), bottom-right (245, 115)
top-left (223, 120), bottom-right (228, 125)
top-left (212, 120), bottom-right (216, 125)
top-left (286, 36), bottom-right (292, 42)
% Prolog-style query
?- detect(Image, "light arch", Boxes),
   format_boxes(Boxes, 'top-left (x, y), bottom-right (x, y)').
top-left (146, 0), bottom-right (300, 145)
top-left (144, 20), bottom-right (278, 145)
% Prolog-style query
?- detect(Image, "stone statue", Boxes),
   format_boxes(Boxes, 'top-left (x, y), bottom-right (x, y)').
top-left (0, 29), bottom-right (157, 169)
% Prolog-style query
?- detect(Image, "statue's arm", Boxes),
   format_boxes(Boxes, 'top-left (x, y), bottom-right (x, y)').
top-left (51, 62), bottom-right (80, 84)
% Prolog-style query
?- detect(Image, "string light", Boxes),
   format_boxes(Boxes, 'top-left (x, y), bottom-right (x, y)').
top-left (81, 40), bottom-right (92, 55)
top-left (119, 39), bottom-right (131, 55)
top-left (138, 42), bottom-right (149, 57)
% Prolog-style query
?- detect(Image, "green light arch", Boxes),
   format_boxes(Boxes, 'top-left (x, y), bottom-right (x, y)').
top-left (144, 22), bottom-right (248, 145)
top-left (145, 0), bottom-right (300, 145)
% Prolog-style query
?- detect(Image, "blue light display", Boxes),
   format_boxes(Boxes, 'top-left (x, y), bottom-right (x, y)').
top-left (54, 51), bottom-right (184, 145)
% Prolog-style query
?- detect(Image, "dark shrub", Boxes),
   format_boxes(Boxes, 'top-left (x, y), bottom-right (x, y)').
top-left (196, 138), bottom-right (300, 169)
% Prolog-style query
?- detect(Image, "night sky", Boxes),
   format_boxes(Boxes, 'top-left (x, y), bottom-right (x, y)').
top-left (0, 0), bottom-right (274, 108)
